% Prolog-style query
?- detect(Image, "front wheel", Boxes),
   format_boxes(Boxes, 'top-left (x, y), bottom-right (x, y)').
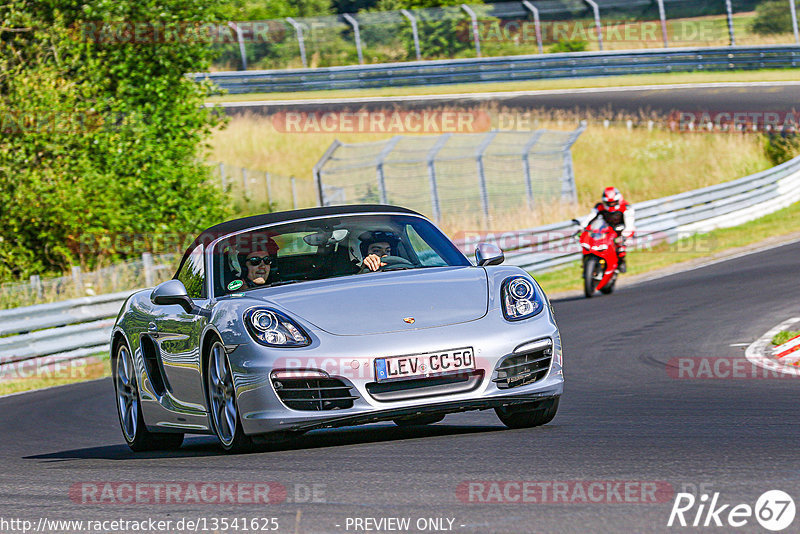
top-left (207, 341), bottom-right (252, 453)
top-left (495, 397), bottom-right (559, 429)
top-left (583, 256), bottom-right (601, 298)
top-left (114, 342), bottom-right (183, 451)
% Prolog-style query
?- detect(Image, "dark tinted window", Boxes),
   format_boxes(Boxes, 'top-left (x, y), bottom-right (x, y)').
top-left (176, 244), bottom-right (205, 299)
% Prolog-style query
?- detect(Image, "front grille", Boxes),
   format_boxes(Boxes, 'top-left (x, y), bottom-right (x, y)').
top-left (271, 377), bottom-right (357, 411)
top-left (366, 371), bottom-right (483, 402)
top-left (493, 342), bottom-right (552, 389)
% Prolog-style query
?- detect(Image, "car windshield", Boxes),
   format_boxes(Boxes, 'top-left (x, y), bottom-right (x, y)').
top-left (211, 214), bottom-right (471, 297)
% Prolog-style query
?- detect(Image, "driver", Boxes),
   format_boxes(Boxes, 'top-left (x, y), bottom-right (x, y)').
top-left (237, 236), bottom-right (280, 287)
top-left (359, 231), bottom-right (400, 272)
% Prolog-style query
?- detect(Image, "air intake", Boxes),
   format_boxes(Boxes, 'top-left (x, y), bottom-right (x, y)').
top-left (271, 376), bottom-right (357, 411)
top-left (493, 339), bottom-right (552, 389)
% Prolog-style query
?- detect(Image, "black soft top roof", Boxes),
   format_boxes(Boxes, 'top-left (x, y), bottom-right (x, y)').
top-left (176, 204), bottom-right (424, 275)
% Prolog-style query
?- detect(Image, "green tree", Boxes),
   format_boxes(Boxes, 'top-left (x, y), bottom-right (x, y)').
top-left (751, 0), bottom-right (796, 34)
top-left (0, 0), bottom-right (229, 280)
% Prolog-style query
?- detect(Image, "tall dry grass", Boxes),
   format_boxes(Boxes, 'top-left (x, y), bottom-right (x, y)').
top-left (207, 109), bottom-right (771, 234)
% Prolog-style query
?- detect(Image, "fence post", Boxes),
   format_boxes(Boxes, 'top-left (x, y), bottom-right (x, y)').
top-left (583, 0), bottom-right (603, 51)
top-left (521, 130), bottom-right (545, 208)
top-left (561, 121), bottom-right (586, 203)
top-left (521, 1), bottom-right (544, 54)
top-left (241, 167), bottom-right (249, 198)
top-left (286, 17), bottom-right (308, 68)
top-left (291, 177), bottom-right (298, 209)
top-left (342, 14), bottom-right (364, 65)
top-left (426, 134), bottom-right (451, 223)
top-left (227, 22), bottom-right (248, 70)
top-left (71, 266), bottom-right (82, 294)
top-left (724, 0), bottom-right (735, 46)
top-left (142, 253), bottom-right (155, 287)
top-left (30, 275), bottom-right (43, 300)
top-left (656, 0), bottom-right (668, 48)
top-left (400, 9), bottom-right (422, 60)
top-left (460, 5), bottom-right (482, 57)
top-left (375, 136), bottom-right (402, 204)
top-left (265, 171), bottom-right (272, 205)
top-left (791, 0), bottom-right (800, 44)
top-left (475, 131), bottom-right (498, 224)
top-left (219, 162), bottom-right (227, 191)
top-left (313, 140), bottom-right (342, 206)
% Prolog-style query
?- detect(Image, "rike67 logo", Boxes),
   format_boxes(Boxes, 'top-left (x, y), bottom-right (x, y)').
top-left (668, 490), bottom-right (795, 531)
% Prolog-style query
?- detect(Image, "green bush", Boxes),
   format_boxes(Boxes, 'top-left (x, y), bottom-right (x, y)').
top-left (0, 0), bottom-right (230, 281)
top-left (764, 133), bottom-right (800, 166)
top-left (750, 0), bottom-right (795, 34)
top-left (549, 38), bottom-right (589, 53)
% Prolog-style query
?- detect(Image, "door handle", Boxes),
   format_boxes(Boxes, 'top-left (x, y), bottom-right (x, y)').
top-left (148, 322), bottom-right (158, 332)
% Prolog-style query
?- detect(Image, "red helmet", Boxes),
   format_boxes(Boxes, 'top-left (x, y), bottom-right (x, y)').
top-left (602, 186), bottom-right (623, 211)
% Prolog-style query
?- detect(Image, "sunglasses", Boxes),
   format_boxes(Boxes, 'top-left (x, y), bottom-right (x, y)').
top-left (246, 256), bottom-right (274, 266)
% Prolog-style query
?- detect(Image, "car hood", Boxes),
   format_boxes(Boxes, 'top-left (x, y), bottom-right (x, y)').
top-left (254, 267), bottom-right (488, 336)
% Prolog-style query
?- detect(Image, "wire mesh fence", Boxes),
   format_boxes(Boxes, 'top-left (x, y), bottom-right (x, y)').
top-left (211, 162), bottom-right (318, 213)
top-left (314, 125), bottom-right (585, 227)
top-left (209, 0), bottom-right (799, 70)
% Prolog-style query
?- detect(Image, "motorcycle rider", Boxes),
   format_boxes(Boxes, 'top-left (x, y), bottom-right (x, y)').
top-left (575, 187), bottom-right (635, 273)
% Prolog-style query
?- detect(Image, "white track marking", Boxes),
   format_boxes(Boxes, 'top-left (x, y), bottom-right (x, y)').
top-left (746, 318), bottom-right (800, 376)
top-left (209, 81), bottom-right (800, 108)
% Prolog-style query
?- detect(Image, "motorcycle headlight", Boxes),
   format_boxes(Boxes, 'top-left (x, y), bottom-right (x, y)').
top-left (244, 307), bottom-right (310, 347)
top-left (502, 276), bottom-right (544, 321)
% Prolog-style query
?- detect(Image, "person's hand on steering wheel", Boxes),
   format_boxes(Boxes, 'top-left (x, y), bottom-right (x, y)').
top-left (362, 253), bottom-right (387, 272)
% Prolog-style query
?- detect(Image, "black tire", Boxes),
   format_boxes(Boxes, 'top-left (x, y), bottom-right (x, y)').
top-left (495, 397), bottom-right (559, 429)
top-left (599, 276), bottom-right (616, 295)
top-left (206, 340), bottom-right (253, 453)
top-left (583, 256), bottom-right (600, 298)
top-left (393, 414), bottom-right (445, 427)
top-left (113, 341), bottom-right (184, 452)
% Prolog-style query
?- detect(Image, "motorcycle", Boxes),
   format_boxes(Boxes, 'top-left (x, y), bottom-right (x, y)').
top-left (572, 218), bottom-right (623, 298)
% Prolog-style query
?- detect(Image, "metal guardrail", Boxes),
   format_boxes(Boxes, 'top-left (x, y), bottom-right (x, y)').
top-left (193, 45), bottom-right (800, 94)
top-left (0, 290), bottom-right (139, 381)
top-left (457, 153), bottom-right (800, 272)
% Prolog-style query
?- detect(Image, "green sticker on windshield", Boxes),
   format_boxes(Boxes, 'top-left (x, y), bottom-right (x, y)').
top-left (227, 279), bottom-right (244, 291)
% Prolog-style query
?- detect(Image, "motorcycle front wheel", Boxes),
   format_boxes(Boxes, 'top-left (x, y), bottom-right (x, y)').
top-left (583, 256), bottom-right (601, 298)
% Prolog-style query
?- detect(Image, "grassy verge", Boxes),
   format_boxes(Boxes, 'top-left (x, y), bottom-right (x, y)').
top-left (534, 200), bottom-right (800, 295)
top-left (772, 331), bottom-right (800, 346)
top-left (207, 69), bottom-right (799, 103)
top-left (0, 356), bottom-right (111, 397)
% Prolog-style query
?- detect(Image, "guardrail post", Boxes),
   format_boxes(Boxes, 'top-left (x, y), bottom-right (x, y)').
top-left (791, 0), bottom-right (800, 44)
top-left (521, 131), bottom-right (545, 208)
top-left (656, 0), bottom-right (668, 48)
top-left (475, 131), bottom-right (498, 224)
top-left (343, 14), bottom-right (364, 65)
top-left (313, 140), bottom-right (342, 206)
top-left (724, 0), bottom-right (736, 46)
top-left (265, 171), bottom-right (272, 205)
top-left (142, 253), bottom-right (155, 287)
top-left (375, 136), bottom-right (402, 204)
top-left (227, 22), bottom-right (248, 70)
top-left (426, 134), bottom-right (451, 223)
top-left (286, 17), bottom-right (308, 68)
top-left (30, 275), bottom-right (42, 300)
top-left (460, 5), bottom-right (482, 57)
top-left (521, 1), bottom-right (544, 54)
top-left (291, 177), bottom-right (298, 209)
top-left (583, 0), bottom-right (603, 51)
top-left (400, 9), bottom-right (422, 60)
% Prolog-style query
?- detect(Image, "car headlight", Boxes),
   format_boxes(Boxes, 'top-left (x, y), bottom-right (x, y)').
top-left (502, 276), bottom-right (544, 321)
top-left (244, 307), bottom-right (310, 347)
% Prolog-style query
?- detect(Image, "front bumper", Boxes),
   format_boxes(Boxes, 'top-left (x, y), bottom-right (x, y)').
top-left (230, 308), bottom-right (564, 435)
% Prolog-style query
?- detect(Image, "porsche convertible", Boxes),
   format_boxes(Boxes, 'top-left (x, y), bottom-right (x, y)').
top-left (111, 205), bottom-right (564, 452)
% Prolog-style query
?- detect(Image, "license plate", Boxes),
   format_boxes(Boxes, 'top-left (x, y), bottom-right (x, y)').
top-left (374, 348), bottom-right (475, 382)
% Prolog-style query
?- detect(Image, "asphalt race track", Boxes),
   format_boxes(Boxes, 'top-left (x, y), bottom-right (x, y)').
top-left (219, 82), bottom-right (800, 117)
top-left (2, 240), bottom-right (799, 533)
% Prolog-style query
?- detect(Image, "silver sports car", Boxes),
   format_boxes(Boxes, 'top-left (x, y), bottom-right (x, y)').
top-left (111, 205), bottom-right (564, 452)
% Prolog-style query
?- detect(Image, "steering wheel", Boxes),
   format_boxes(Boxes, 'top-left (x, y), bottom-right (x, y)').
top-left (378, 255), bottom-right (414, 271)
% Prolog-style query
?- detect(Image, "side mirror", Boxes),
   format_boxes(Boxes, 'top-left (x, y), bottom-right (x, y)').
top-left (151, 279), bottom-right (195, 314)
top-left (475, 243), bottom-right (504, 267)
